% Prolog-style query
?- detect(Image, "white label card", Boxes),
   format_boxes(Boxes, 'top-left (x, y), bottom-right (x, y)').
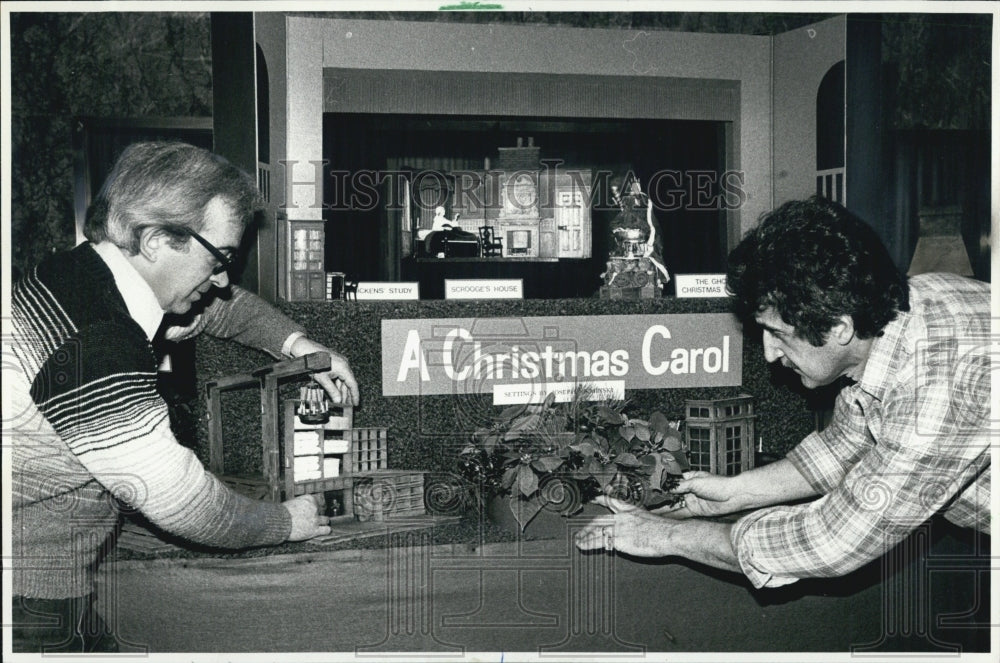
top-left (355, 282), bottom-right (420, 300)
top-left (674, 274), bottom-right (728, 298)
top-left (444, 279), bottom-right (524, 300)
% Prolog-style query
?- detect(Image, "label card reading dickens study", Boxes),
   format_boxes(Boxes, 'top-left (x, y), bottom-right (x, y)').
top-left (355, 282), bottom-right (420, 300)
top-left (674, 274), bottom-right (728, 298)
top-left (445, 279), bottom-right (524, 300)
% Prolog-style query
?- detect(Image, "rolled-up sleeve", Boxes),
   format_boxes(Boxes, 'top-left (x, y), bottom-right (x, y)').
top-left (729, 492), bottom-right (881, 589)
top-left (730, 504), bottom-right (812, 588)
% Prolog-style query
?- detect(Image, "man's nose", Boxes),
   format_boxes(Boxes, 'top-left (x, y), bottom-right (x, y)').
top-left (210, 270), bottom-right (230, 288)
top-left (762, 331), bottom-right (783, 363)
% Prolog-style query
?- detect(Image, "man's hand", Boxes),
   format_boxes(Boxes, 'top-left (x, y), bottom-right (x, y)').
top-left (575, 495), bottom-right (741, 574)
top-left (575, 496), bottom-right (679, 557)
top-left (288, 336), bottom-right (360, 406)
top-left (656, 459), bottom-right (820, 519)
top-left (284, 494), bottom-right (331, 542)
top-left (653, 471), bottom-right (740, 519)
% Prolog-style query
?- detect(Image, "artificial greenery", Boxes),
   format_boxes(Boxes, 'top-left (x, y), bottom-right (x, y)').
top-left (453, 391), bottom-right (690, 531)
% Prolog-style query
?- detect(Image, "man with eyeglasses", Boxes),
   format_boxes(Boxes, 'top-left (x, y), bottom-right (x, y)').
top-left (8, 142), bottom-right (359, 652)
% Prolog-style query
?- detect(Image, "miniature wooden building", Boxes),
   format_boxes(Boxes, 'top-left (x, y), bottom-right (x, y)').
top-left (683, 394), bottom-right (756, 476)
top-left (205, 352), bottom-right (426, 522)
top-left (283, 398), bottom-right (357, 516)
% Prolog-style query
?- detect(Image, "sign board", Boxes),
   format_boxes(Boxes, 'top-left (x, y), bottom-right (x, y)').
top-left (355, 282), bottom-right (420, 301)
top-left (445, 279), bottom-right (524, 300)
top-left (381, 313), bottom-right (742, 402)
top-left (674, 274), bottom-right (729, 298)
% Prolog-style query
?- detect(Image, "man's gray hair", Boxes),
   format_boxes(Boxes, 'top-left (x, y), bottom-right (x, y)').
top-left (84, 141), bottom-right (261, 253)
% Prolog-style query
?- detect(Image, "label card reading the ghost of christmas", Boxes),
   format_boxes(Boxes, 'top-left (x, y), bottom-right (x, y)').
top-left (674, 274), bottom-right (728, 298)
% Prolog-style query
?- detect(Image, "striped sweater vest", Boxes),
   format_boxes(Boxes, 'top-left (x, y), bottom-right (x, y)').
top-left (10, 243), bottom-right (290, 599)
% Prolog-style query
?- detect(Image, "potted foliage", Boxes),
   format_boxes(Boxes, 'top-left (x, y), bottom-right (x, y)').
top-left (453, 391), bottom-right (691, 532)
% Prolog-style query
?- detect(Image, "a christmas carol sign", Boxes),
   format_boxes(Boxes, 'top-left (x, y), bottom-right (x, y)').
top-left (381, 314), bottom-right (742, 401)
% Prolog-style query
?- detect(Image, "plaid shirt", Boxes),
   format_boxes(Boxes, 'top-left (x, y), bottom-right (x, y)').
top-left (731, 273), bottom-right (992, 588)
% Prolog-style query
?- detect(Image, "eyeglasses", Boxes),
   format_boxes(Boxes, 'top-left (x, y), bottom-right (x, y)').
top-left (185, 229), bottom-right (234, 275)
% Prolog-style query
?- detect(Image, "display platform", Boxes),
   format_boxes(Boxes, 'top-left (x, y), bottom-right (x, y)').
top-left (99, 517), bottom-right (989, 655)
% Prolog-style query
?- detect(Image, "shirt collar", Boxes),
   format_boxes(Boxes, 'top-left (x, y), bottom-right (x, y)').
top-left (90, 241), bottom-right (164, 341)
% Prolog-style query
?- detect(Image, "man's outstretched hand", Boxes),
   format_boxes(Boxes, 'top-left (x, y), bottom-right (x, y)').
top-left (288, 336), bottom-right (360, 406)
top-left (653, 471), bottom-right (741, 519)
top-left (574, 496), bottom-right (680, 557)
top-left (284, 494), bottom-right (331, 542)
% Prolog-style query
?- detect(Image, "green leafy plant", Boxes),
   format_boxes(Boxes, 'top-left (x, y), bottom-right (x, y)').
top-left (458, 391), bottom-right (690, 531)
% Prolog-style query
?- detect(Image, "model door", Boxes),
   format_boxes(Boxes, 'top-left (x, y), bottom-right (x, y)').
top-left (556, 187), bottom-right (586, 258)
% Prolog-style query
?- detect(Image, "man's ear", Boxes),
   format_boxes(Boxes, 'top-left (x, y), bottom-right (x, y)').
top-left (136, 226), bottom-right (166, 263)
top-left (830, 315), bottom-right (857, 345)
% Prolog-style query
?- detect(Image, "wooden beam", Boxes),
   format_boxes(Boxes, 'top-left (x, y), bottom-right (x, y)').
top-left (206, 352), bottom-right (331, 393)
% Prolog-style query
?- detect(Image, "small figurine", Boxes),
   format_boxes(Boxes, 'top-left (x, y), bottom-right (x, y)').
top-left (601, 174), bottom-right (669, 295)
top-left (422, 208), bottom-right (471, 258)
top-left (431, 206), bottom-right (454, 231)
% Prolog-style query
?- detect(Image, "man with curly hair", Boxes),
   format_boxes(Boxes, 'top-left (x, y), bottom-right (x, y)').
top-left (577, 196), bottom-right (990, 590)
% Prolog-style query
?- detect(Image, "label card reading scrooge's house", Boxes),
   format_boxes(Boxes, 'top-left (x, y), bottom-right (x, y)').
top-left (355, 282), bottom-right (420, 300)
top-left (445, 279), bottom-right (524, 300)
top-left (674, 274), bottom-right (728, 298)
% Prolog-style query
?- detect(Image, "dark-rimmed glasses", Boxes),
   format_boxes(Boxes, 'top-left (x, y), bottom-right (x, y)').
top-left (185, 229), bottom-right (234, 275)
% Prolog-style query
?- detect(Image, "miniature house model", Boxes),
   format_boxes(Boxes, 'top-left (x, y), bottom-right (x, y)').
top-left (684, 395), bottom-right (756, 475)
top-left (205, 352), bottom-right (426, 522)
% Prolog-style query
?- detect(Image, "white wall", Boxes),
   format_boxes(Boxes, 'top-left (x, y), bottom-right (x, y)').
top-left (772, 16), bottom-right (847, 208)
